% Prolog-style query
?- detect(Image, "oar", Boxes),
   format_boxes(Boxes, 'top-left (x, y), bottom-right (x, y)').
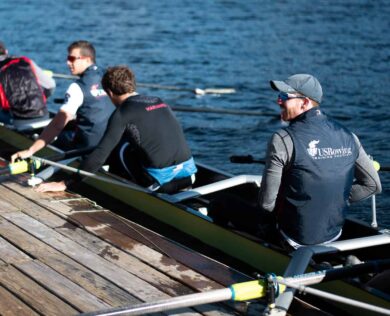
top-left (53, 98), bottom-right (279, 117)
top-left (44, 71), bottom-right (78, 80)
top-left (135, 83), bottom-right (236, 95)
top-left (0, 159), bottom-right (42, 176)
top-left (51, 96), bottom-right (351, 120)
top-left (0, 147), bottom-right (95, 177)
top-left (170, 105), bottom-right (277, 117)
top-left (78, 259), bottom-right (390, 316)
top-left (44, 70), bottom-right (236, 95)
top-left (27, 146), bottom-right (96, 185)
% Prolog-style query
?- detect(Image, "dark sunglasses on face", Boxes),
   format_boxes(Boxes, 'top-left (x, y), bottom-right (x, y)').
top-left (67, 55), bottom-right (87, 62)
top-left (278, 92), bottom-right (306, 102)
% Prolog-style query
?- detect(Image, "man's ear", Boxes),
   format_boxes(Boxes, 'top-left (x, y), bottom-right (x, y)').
top-left (301, 97), bottom-right (312, 110)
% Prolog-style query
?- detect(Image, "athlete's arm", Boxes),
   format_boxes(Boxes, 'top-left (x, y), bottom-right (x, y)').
top-left (349, 134), bottom-right (382, 202)
top-left (258, 130), bottom-right (292, 212)
top-left (78, 107), bottom-right (125, 174)
top-left (11, 109), bottom-right (74, 162)
top-left (31, 60), bottom-right (56, 96)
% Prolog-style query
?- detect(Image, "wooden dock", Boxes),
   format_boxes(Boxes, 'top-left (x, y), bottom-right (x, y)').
top-left (0, 174), bottom-right (253, 316)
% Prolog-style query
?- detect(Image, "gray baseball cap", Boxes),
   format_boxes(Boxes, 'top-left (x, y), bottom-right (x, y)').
top-left (270, 74), bottom-right (323, 103)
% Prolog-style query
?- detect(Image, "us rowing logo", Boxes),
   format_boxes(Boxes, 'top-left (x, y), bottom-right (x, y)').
top-left (307, 140), bottom-right (320, 157)
top-left (307, 140), bottom-right (352, 160)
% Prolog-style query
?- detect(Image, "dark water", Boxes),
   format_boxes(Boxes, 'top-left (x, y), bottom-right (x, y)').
top-left (1, 0), bottom-right (389, 227)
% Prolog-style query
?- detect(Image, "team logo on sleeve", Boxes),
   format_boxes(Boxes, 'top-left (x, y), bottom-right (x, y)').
top-left (90, 84), bottom-right (107, 97)
top-left (64, 93), bottom-right (70, 104)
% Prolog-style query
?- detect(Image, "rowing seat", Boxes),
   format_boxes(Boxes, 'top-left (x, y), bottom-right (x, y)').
top-left (7, 116), bottom-right (52, 132)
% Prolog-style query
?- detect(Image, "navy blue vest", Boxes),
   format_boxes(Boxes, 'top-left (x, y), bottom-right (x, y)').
top-left (73, 65), bottom-right (113, 148)
top-left (279, 108), bottom-right (358, 245)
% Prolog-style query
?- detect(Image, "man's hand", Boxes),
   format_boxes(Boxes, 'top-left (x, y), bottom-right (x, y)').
top-left (11, 149), bottom-right (33, 163)
top-left (34, 181), bottom-right (67, 192)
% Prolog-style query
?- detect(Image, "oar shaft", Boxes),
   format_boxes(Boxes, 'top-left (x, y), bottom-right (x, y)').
top-left (171, 105), bottom-right (272, 116)
top-left (32, 156), bottom-right (146, 192)
top-left (279, 280), bottom-right (390, 315)
top-left (80, 288), bottom-right (232, 316)
top-left (47, 71), bottom-right (235, 94)
top-left (285, 259), bottom-right (390, 286)
top-left (137, 83), bottom-right (192, 92)
top-left (78, 259), bottom-right (390, 316)
top-left (49, 72), bottom-right (79, 80)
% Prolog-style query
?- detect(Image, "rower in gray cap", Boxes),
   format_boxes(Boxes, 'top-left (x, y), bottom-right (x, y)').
top-left (207, 73), bottom-right (381, 251)
top-left (257, 73), bottom-right (381, 249)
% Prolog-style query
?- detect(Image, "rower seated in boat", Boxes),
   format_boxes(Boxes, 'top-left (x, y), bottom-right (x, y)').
top-left (209, 74), bottom-right (382, 251)
top-left (31, 65), bottom-right (197, 194)
top-left (0, 41), bottom-right (55, 127)
top-left (10, 40), bottom-right (113, 156)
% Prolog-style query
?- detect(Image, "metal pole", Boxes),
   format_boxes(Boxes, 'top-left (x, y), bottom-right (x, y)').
top-left (371, 195), bottom-right (378, 228)
top-left (271, 234), bottom-right (390, 315)
top-left (80, 260), bottom-right (390, 316)
top-left (279, 280), bottom-right (390, 315)
top-left (79, 288), bottom-right (233, 316)
top-left (31, 156), bottom-right (147, 193)
top-left (170, 174), bottom-right (262, 202)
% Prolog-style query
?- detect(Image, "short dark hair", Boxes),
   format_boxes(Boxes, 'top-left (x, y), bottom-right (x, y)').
top-left (0, 41), bottom-right (7, 55)
top-left (67, 40), bottom-right (96, 63)
top-left (102, 66), bottom-right (136, 95)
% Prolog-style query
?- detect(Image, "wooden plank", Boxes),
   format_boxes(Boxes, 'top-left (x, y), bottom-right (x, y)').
top-left (66, 212), bottom-right (227, 290)
top-left (0, 194), bottom-right (20, 212)
top-left (2, 184), bottom-right (230, 315)
top-left (87, 211), bottom-right (251, 284)
top-left (54, 226), bottom-right (238, 316)
top-left (56, 224), bottom-right (200, 296)
top-left (0, 186), bottom-right (206, 296)
top-left (3, 181), bottom-right (249, 286)
top-left (0, 236), bottom-right (31, 264)
top-left (0, 285), bottom-right (40, 316)
top-left (0, 184), bottom-right (71, 227)
top-left (0, 212), bottom-right (202, 315)
top-left (0, 219), bottom-right (141, 307)
top-left (0, 265), bottom-right (78, 315)
top-left (15, 260), bottom-right (111, 312)
top-left (1, 180), bottom-right (246, 315)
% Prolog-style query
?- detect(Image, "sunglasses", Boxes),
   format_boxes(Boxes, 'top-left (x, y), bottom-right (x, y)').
top-left (278, 92), bottom-right (306, 102)
top-left (67, 55), bottom-right (88, 62)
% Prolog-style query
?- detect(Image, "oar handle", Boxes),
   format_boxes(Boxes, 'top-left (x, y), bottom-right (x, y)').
top-left (3, 159), bottom-right (43, 176)
top-left (0, 148), bottom-right (94, 177)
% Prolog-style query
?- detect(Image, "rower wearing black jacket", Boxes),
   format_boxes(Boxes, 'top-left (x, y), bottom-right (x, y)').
top-left (33, 65), bottom-right (197, 194)
top-left (0, 41), bottom-right (56, 124)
